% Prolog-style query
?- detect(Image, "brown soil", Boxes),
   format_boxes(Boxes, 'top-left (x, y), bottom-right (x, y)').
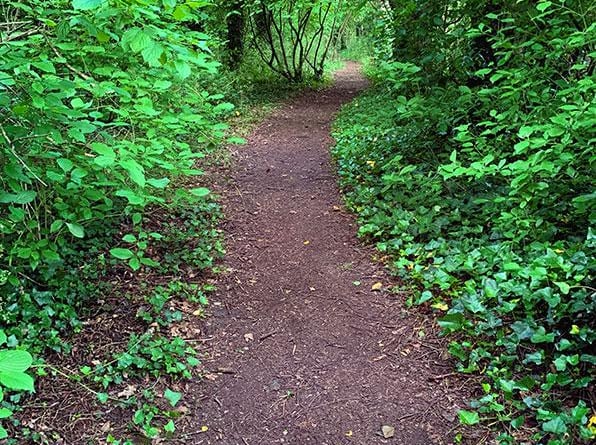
top-left (181, 62), bottom-right (469, 445)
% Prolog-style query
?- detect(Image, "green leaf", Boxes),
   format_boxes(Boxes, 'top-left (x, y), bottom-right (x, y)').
top-left (554, 356), bottom-right (567, 371)
top-left (120, 159), bottom-right (146, 187)
top-left (510, 415), bottom-right (525, 429)
top-left (417, 290), bottom-right (433, 304)
top-left (122, 234), bottom-right (137, 243)
top-left (503, 262), bottom-right (521, 272)
top-left (147, 178), bottom-right (170, 189)
top-left (0, 350), bottom-right (33, 372)
top-left (115, 189), bottom-right (145, 205)
top-left (72, 0), bottom-right (105, 10)
top-left (458, 410), bottom-right (480, 425)
top-left (94, 155), bottom-right (116, 168)
top-left (483, 278), bottom-right (498, 298)
top-left (140, 257), bottom-right (159, 267)
top-left (172, 5), bottom-right (191, 21)
top-left (0, 371), bottom-right (35, 391)
top-left (554, 282), bottom-right (570, 295)
top-left (214, 102), bottom-right (235, 114)
top-left (110, 248), bottom-right (134, 260)
top-left (462, 294), bottom-right (486, 314)
top-left (186, 356), bottom-right (200, 367)
top-left (513, 140), bottom-right (530, 154)
top-left (531, 327), bottom-right (555, 343)
top-left (537, 1), bottom-right (553, 12)
top-left (127, 29), bottom-right (153, 53)
top-left (91, 142), bottom-right (116, 158)
top-left (0, 408), bottom-right (12, 419)
top-left (227, 137), bottom-right (246, 145)
top-left (32, 61), bottom-right (56, 74)
top-left (175, 61), bottom-right (192, 79)
top-left (518, 126), bottom-right (534, 138)
top-left (97, 392), bottom-right (109, 403)
top-left (190, 187), bottom-right (210, 197)
top-left (129, 257), bottom-right (141, 271)
top-left (0, 191), bottom-right (37, 205)
top-left (0, 425), bottom-right (7, 440)
top-left (0, 331), bottom-right (6, 346)
top-left (164, 420), bottom-right (175, 433)
top-left (164, 388), bottom-right (182, 407)
top-left (142, 43), bottom-right (165, 67)
top-left (437, 313), bottom-right (465, 332)
top-left (56, 158), bottom-right (74, 172)
top-left (66, 222), bottom-right (85, 238)
top-left (542, 416), bottom-right (567, 434)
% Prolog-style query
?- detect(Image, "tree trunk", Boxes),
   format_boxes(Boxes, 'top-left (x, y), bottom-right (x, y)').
top-left (227, 0), bottom-right (245, 69)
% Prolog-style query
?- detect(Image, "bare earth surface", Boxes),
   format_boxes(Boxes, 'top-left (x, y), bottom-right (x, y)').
top-left (184, 63), bottom-right (466, 445)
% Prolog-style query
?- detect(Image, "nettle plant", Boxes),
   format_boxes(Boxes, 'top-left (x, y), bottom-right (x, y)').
top-left (0, 1), bottom-right (231, 346)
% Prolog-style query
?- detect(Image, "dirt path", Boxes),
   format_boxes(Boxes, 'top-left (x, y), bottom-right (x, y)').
top-left (185, 63), bottom-right (464, 445)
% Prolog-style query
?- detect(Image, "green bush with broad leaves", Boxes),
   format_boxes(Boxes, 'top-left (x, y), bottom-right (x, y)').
top-left (1, 0), bottom-right (228, 346)
top-left (1, 0), bottom-right (230, 436)
top-left (333, 1), bottom-right (595, 444)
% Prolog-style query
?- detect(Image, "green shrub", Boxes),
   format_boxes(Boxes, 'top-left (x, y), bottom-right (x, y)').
top-left (0, 0), bottom-right (228, 350)
top-left (333, 1), bottom-right (595, 443)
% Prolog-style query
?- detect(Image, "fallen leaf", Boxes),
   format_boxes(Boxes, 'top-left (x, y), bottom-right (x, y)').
top-left (371, 282), bottom-right (383, 291)
top-left (303, 240), bottom-right (310, 245)
top-left (200, 425), bottom-right (209, 432)
top-left (353, 280), bottom-right (361, 286)
top-left (116, 385), bottom-right (137, 398)
top-left (588, 414), bottom-right (596, 433)
top-left (345, 430), bottom-right (353, 437)
top-left (432, 302), bottom-right (449, 311)
top-left (333, 205), bottom-right (341, 211)
top-left (381, 425), bottom-right (395, 438)
top-left (244, 333), bottom-right (254, 342)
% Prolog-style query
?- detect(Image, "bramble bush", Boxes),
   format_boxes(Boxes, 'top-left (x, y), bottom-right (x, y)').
top-left (333, 1), bottom-right (595, 444)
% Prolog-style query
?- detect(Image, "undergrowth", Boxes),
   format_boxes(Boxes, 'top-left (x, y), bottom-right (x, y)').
top-left (333, 2), bottom-right (595, 444)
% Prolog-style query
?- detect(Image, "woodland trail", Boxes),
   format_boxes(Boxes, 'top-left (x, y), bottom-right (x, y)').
top-left (183, 62), bottom-right (465, 445)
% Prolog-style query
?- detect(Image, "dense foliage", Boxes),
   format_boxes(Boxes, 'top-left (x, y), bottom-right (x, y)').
top-left (0, 0), bottom-right (230, 440)
top-left (2, 0), bottom-right (593, 442)
top-left (1, 0), bottom-right (228, 345)
top-left (333, 1), bottom-right (595, 444)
